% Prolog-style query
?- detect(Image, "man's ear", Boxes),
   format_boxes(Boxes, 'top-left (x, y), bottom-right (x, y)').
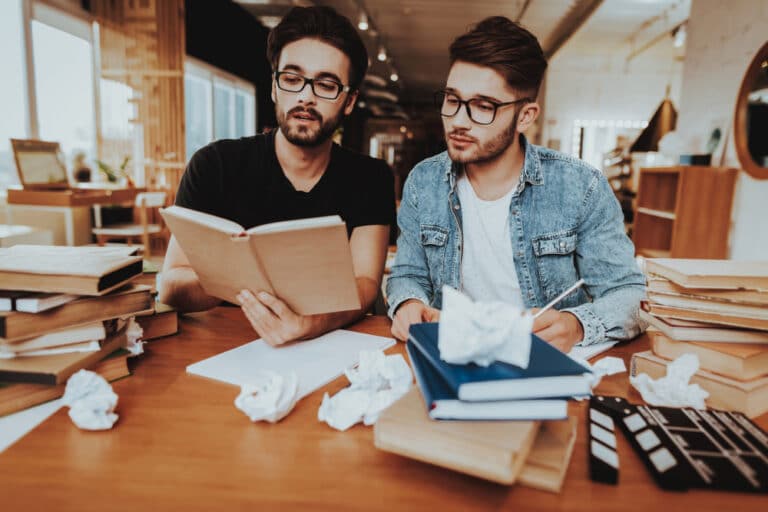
top-left (517, 102), bottom-right (540, 133)
top-left (344, 90), bottom-right (359, 116)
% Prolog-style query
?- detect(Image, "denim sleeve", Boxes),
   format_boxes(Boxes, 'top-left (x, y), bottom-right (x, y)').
top-left (562, 172), bottom-right (647, 345)
top-left (386, 171), bottom-right (433, 318)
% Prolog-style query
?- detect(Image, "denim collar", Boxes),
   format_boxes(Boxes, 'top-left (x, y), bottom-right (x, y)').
top-left (443, 133), bottom-right (544, 188)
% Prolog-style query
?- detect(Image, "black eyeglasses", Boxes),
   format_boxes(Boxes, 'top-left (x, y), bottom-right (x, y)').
top-left (435, 91), bottom-right (532, 125)
top-left (274, 71), bottom-right (351, 100)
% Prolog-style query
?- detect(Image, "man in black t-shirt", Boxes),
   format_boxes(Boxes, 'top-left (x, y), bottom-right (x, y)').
top-left (160, 7), bottom-right (395, 345)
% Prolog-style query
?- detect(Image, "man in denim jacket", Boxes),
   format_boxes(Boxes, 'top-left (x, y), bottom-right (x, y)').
top-left (387, 17), bottom-right (646, 351)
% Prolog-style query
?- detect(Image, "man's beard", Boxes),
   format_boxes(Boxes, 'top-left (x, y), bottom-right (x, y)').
top-left (446, 111), bottom-right (520, 165)
top-left (276, 101), bottom-right (344, 147)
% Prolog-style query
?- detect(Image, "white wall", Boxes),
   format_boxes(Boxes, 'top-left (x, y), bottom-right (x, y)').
top-left (676, 0), bottom-right (768, 259)
top-left (543, 50), bottom-right (684, 157)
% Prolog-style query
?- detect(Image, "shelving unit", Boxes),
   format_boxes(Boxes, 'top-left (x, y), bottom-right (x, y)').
top-left (633, 166), bottom-right (738, 259)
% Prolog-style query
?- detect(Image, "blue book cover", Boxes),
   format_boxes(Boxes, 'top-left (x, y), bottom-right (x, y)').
top-left (406, 341), bottom-right (567, 420)
top-left (408, 322), bottom-right (592, 401)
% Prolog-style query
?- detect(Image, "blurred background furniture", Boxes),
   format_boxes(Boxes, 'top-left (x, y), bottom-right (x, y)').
top-left (633, 166), bottom-right (737, 259)
top-left (92, 191), bottom-right (167, 256)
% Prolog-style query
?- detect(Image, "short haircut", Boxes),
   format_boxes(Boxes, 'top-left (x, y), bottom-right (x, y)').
top-left (267, 6), bottom-right (369, 91)
top-left (449, 16), bottom-right (547, 98)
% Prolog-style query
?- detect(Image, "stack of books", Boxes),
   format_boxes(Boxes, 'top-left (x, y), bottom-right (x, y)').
top-left (0, 245), bottom-right (159, 416)
top-left (634, 258), bottom-right (768, 418)
top-left (374, 322), bottom-right (587, 490)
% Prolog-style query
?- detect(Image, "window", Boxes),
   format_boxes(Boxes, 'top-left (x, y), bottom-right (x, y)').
top-left (214, 80), bottom-right (235, 140)
top-left (185, 58), bottom-right (256, 162)
top-left (0, 0), bottom-right (28, 189)
top-left (32, 15), bottom-right (95, 174)
top-left (184, 73), bottom-right (212, 162)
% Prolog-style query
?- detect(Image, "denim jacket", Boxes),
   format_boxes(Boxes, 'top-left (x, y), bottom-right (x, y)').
top-left (386, 135), bottom-right (647, 346)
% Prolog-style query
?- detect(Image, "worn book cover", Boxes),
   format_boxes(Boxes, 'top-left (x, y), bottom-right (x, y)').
top-left (0, 349), bottom-right (130, 417)
top-left (639, 310), bottom-right (768, 343)
top-left (643, 302), bottom-right (768, 332)
top-left (649, 330), bottom-right (768, 381)
top-left (645, 259), bottom-right (768, 290)
top-left (161, 205), bottom-right (360, 316)
top-left (374, 387), bottom-right (540, 485)
top-left (0, 328), bottom-right (127, 385)
top-left (0, 245), bottom-right (143, 295)
top-left (0, 284), bottom-right (153, 342)
top-left (631, 350), bottom-right (768, 418)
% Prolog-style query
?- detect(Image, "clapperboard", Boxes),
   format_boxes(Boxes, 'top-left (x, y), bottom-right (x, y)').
top-left (589, 395), bottom-right (768, 493)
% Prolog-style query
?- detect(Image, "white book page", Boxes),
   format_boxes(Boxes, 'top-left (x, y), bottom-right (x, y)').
top-left (186, 329), bottom-right (395, 398)
top-left (247, 215), bottom-right (343, 235)
top-left (0, 399), bottom-right (62, 453)
top-left (161, 205), bottom-right (245, 234)
top-left (569, 341), bottom-right (618, 362)
top-left (15, 293), bottom-right (79, 313)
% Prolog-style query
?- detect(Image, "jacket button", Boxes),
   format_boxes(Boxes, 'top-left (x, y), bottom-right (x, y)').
top-left (560, 241), bottom-right (566, 249)
top-left (453, 204), bottom-right (460, 210)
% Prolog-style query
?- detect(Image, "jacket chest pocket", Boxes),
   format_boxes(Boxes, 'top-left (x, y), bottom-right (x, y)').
top-left (532, 230), bottom-right (579, 301)
top-left (420, 224), bottom-right (449, 287)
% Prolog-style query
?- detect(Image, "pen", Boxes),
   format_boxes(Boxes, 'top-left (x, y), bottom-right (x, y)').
top-left (533, 279), bottom-right (585, 319)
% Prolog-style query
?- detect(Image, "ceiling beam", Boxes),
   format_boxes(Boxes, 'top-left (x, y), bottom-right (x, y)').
top-left (542, 0), bottom-right (603, 59)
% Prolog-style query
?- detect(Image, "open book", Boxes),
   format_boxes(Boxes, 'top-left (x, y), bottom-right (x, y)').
top-left (160, 206), bottom-right (361, 315)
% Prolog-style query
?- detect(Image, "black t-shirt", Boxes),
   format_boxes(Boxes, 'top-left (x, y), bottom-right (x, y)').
top-left (175, 132), bottom-right (396, 237)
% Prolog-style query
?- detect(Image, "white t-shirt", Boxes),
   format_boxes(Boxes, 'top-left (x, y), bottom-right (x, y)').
top-left (456, 175), bottom-right (524, 307)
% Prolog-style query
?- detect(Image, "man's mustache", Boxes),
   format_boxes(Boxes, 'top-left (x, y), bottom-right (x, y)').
top-left (288, 106), bottom-right (322, 121)
top-left (447, 130), bottom-right (477, 143)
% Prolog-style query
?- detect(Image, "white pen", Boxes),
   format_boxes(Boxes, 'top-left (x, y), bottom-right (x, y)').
top-left (532, 279), bottom-right (585, 319)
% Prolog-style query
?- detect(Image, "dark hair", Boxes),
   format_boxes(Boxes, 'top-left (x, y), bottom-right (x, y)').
top-left (267, 6), bottom-right (368, 91)
top-left (449, 16), bottom-right (547, 98)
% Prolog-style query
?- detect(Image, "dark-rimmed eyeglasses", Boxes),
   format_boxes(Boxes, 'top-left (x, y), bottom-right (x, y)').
top-left (435, 90), bottom-right (532, 125)
top-left (274, 71), bottom-right (351, 100)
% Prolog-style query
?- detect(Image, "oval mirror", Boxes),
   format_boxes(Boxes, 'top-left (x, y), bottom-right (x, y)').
top-left (734, 41), bottom-right (768, 179)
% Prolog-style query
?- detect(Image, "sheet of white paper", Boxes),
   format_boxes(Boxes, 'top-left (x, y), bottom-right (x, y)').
top-left (186, 329), bottom-right (395, 398)
top-left (0, 399), bottom-right (62, 453)
top-left (569, 341), bottom-right (618, 362)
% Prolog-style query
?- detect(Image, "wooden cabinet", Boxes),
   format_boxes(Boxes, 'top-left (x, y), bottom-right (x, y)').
top-left (633, 166), bottom-right (737, 259)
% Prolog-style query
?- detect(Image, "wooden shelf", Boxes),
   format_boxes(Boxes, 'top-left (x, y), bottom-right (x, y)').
top-left (636, 207), bottom-right (676, 220)
top-left (632, 166), bottom-right (737, 259)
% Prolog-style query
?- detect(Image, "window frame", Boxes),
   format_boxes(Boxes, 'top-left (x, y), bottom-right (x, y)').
top-left (184, 56), bottom-right (257, 158)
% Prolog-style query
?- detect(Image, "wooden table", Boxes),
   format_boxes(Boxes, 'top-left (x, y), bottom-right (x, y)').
top-left (1, 309), bottom-right (766, 511)
top-left (5, 187), bottom-right (147, 246)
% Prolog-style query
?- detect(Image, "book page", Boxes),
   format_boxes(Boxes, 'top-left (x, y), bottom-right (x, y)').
top-left (0, 246), bottom-right (141, 277)
top-left (186, 329), bottom-right (395, 398)
top-left (161, 205), bottom-right (245, 234)
top-left (251, 223), bottom-right (360, 315)
top-left (162, 209), bottom-right (273, 303)
top-left (247, 215), bottom-right (343, 235)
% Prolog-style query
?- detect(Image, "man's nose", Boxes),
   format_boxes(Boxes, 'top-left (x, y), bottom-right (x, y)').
top-left (450, 104), bottom-right (472, 130)
top-left (296, 81), bottom-right (317, 104)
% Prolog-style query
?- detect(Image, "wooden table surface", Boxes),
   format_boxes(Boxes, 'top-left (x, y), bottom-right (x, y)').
top-left (1, 308), bottom-right (766, 511)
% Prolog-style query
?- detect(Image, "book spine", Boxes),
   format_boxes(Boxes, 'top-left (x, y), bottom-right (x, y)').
top-left (405, 342), bottom-right (435, 412)
top-left (407, 330), bottom-right (462, 394)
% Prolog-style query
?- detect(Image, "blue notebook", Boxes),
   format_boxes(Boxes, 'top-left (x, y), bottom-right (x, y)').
top-left (406, 342), bottom-right (568, 420)
top-left (408, 322), bottom-right (592, 401)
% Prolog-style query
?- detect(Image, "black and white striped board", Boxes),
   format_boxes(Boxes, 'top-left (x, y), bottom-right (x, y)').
top-left (588, 396), bottom-right (620, 484)
top-left (591, 395), bottom-right (768, 493)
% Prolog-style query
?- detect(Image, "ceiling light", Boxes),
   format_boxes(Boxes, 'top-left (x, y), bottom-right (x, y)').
top-left (390, 72), bottom-right (399, 82)
top-left (377, 46), bottom-right (387, 62)
top-left (358, 13), bottom-right (369, 31)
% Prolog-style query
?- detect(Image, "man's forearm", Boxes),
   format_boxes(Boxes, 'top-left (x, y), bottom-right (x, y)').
top-left (300, 276), bottom-right (380, 339)
top-left (159, 266), bottom-right (222, 312)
